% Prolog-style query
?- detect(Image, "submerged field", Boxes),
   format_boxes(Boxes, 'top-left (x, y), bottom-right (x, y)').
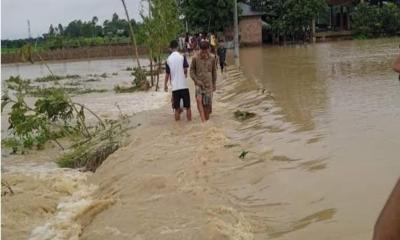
top-left (2, 38), bottom-right (400, 239)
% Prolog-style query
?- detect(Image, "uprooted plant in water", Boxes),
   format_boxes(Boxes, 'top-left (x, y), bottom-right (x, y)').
top-left (2, 76), bottom-right (104, 153)
top-left (2, 43), bottom-right (131, 171)
top-left (114, 67), bottom-right (149, 93)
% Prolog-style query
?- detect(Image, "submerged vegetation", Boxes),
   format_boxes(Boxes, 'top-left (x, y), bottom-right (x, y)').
top-left (234, 110), bottom-right (256, 121)
top-left (2, 0), bottom-right (183, 169)
top-left (5, 75), bottom-right (108, 97)
top-left (2, 43), bottom-right (128, 171)
top-left (2, 74), bottom-right (125, 169)
top-left (34, 74), bottom-right (80, 82)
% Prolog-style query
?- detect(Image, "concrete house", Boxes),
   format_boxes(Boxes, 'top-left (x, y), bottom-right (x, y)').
top-left (238, 2), bottom-right (264, 45)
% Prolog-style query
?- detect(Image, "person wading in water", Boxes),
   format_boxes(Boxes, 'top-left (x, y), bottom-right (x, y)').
top-left (190, 41), bottom-right (217, 122)
top-left (164, 40), bottom-right (192, 121)
top-left (217, 39), bottom-right (227, 73)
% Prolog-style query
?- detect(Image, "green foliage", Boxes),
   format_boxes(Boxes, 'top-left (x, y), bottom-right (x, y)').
top-left (352, 3), bottom-right (400, 38)
top-left (239, 150), bottom-right (249, 159)
top-left (114, 67), bottom-right (148, 93)
top-left (56, 119), bottom-right (133, 171)
top-left (2, 74), bottom-right (106, 153)
top-left (150, 0), bottom-right (182, 45)
top-left (5, 76), bottom-right (31, 92)
top-left (35, 89), bottom-right (74, 121)
top-left (249, 0), bottom-right (327, 42)
top-left (19, 44), bottom-right (34, 63)
top-left (180, 0), bottom-right (234, 32)
top-left (132, 67), bottom-right (150, 90)
top-left (34, 75), bottom-right (65, 82)
top-left (4, 96), bottom-right (51, 151)
top-left (139, 0), bottom-right (181, 89)
top-left (114, 85), bottom-right (139, 93)
top-left (57, 140), bottom-right (119, 170)
top-left (29, 86), bottom-right (107, 97)
top-left (1, 12), bottom-right (144, 53)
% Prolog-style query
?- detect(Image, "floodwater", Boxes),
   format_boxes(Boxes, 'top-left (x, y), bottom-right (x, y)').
top-left (1, 57), bottom-right (166, 133)
top-left (2, 38), bottom-right (400, 240)
top-left (1, 57), bottom-right (168, 239)
top-left (1, 57), bottom-right (149, 81)
top-left (79, 39), bottom-right (400, 240)
top-left (228, 38), bottom-right (400, 239)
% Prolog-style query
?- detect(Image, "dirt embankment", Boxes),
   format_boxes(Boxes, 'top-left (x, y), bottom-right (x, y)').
top-left (1, 45), bottom-right (148, 64)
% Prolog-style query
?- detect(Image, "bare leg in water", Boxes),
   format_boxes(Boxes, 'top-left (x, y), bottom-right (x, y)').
top-left (175, 108), bottom-right (191, 121)
top-left (186, 107), bottom-right (192, 121)
top-left (174, 108), bottom-right (182, 121)
top-left (196, 96), bottom-right (206, 122)
top-left (204, 105), bottom-right (211, 121)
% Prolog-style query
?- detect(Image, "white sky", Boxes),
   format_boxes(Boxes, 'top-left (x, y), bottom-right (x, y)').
top-left (1, 0), bottom-right (143, 40)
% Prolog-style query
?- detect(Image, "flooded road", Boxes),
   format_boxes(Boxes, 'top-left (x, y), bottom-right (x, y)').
top-left (2, 39), bottom-right (400, 240)
top-left (232, 38), bottom-right (400, 239)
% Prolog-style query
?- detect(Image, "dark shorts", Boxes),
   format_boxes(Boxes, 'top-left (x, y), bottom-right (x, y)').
top-left (172, 88), bottom-right (190, 109)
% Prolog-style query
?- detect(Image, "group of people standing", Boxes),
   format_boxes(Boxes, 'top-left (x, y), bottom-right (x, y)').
top-left (165, 34), bottom-right (226, 123)
top-left (179, 33), bottom-right (227, 73)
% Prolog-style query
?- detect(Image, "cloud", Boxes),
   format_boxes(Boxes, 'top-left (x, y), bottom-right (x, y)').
top-left (1, 0), bottom-right (142, 40)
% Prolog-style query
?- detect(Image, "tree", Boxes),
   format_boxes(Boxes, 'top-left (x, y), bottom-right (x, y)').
top-left (58, 24), bottom-right (64, 36)
top-left (180, 0), bottom-right (234, 33)
top-left (352, 2), bottom-right (400, 38)
top-left (48, 24), bottom-right (55, 37)
top-left (92, 16), bottom-right (98, 25)
top-left (112, 13), bottom-right (119, 22)
top-left (141, 0), bottom-right (182, 90)
top-left (249, 0), bottom-right (327, 43)
top-left (64, 20), bottom-right (83, 37)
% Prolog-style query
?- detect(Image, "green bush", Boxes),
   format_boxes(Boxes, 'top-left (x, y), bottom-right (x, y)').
top-left (381, 3), bottom-right (400, 36)
top-left (353, 3), bottom-right (400, 38)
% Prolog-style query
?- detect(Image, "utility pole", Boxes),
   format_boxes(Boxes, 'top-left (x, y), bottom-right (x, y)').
top-left (233, 0), bottom-right (240, 67)
top-left (27, 20), bottom-right (32, 39)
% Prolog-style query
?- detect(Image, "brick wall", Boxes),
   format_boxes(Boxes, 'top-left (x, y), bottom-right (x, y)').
top-left (239, 16), bottom-right (262, 45)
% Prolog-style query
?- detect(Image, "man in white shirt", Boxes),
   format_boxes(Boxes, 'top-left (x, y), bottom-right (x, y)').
top-left (164, 40), bottom-right (192, 121)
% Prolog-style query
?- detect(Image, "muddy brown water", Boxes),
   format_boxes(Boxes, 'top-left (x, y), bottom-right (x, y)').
top-left (81, 39), bottom-right (399, 239)
top-left (225, 38), bottom-right (400, 239)
top-left (1, 39), bottom-right (400, 239)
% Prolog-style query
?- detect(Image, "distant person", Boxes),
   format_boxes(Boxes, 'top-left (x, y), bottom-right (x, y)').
top-left (187, 36), bottom-right (193, 56)
top-left (196, 34), bottom-right (202, 50)
top-left (210, 33), bottom-right (217, 54)
top-left (164, 40), bottom-right (191, 121)
top-left (393, 55), bottom-right (400, 73)
top-left (373, 178), bottom-right (400, 240)
top-left (202, 33), bottom-right (208, 42)
top-left (178, 36), bottom-right (185, 51)
top-left (217, 39), bottom-right (227, 73)
top-left (191, 35), bottom-right (198, 53)
top-left (190, 41), bottom-right (217, 122)
top-left (185, 33), bottom-right (190, 53)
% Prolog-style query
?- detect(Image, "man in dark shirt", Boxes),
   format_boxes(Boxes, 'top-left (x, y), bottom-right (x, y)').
top-left (217, 39), bottom-right (227, 73)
